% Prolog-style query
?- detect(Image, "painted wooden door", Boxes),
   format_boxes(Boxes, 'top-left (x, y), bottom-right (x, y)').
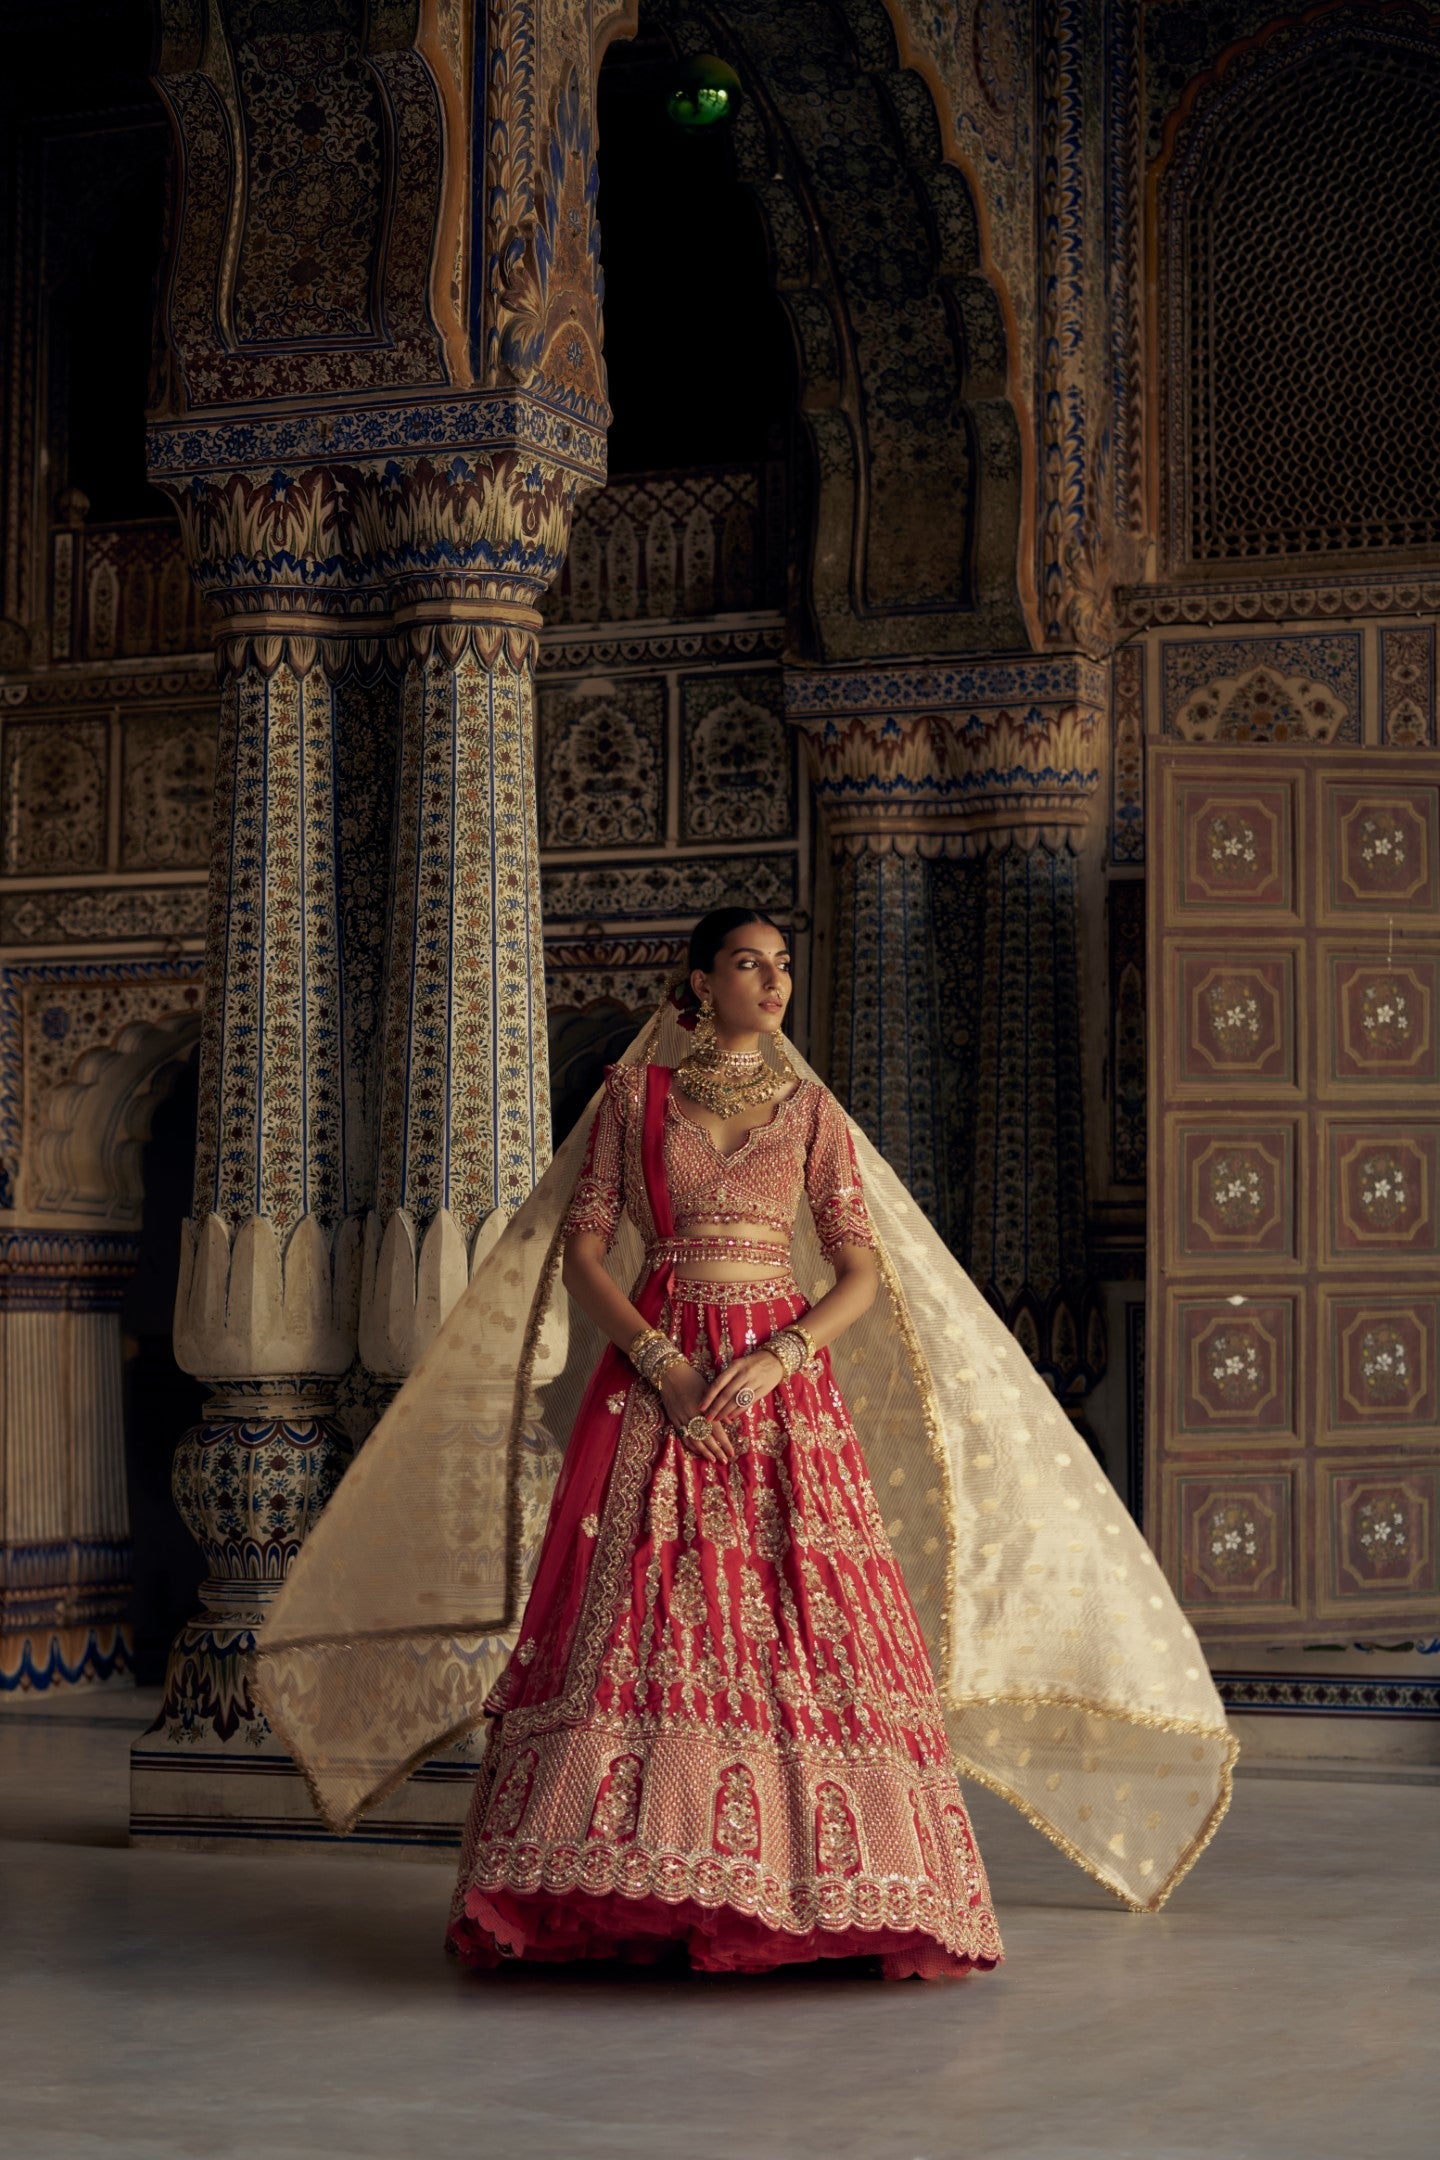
top-left (1147, 749), bottom-right (1440, 1644)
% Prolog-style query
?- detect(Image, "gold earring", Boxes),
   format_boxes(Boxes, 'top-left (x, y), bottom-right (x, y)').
top-left (694, 993), bottom-right (717, 1051)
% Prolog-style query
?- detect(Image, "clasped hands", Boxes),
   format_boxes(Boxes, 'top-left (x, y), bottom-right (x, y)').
top-left (659, 1350), bottom-right (786, 1466)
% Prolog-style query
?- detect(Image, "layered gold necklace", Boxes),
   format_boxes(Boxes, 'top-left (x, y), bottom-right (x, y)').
top-left (674, 1035), bottom-right (798, 1118)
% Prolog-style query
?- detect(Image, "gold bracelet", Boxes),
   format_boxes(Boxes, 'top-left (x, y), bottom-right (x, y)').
top-left (767, 1327), bottom-right (809, 1380)
top-left (639, 1344), bottom-right (683, 1389)
top-left (627, 1326), bottom-right (684, 1390)
top-left (626, 1325), bottom-right (662, 1363)
top-left (788, 1321), bottom-right (818, 1366)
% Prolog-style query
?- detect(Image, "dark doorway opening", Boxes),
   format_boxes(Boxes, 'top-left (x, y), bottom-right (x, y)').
top-left (597, 25), bottom-right (794, 475)
top-left (120, 1054), bottom-right (204, 1686)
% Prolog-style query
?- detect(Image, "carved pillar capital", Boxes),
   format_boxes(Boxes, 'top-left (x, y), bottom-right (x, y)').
top-left (786, 656), bottom-right (1109, 857)
top-left (148, 408), bottom-right (603, 645)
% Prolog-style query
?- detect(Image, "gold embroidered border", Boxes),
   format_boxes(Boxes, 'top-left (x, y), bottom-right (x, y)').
top-left (453, 1721), bottom-right (1003, 1964)
top-left (667, 1275), bottom-right (804, 1308)
top-left (460, 1838), bottom-right (1003, 1964)
top-left (946, 1696), bottom-right (1240, 1914)
top-left (499, 1379), bottom-right (666, 1745)
top-left (503, 1688), bottom-right (955, 1770)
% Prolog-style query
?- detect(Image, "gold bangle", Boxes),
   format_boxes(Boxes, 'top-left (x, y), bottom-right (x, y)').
top-left (768, 1328), bottom-right (806, 1379)
top-left (627, 1326), bottom-right (684, 1390)
top-left (626, 1324), bottom-right (663, 1366)
top-left (789, 1322), bottom-right (818, 1365)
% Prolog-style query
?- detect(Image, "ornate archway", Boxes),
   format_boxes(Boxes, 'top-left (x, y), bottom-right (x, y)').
top-left (1, 1007), bottom-right (201, 1695)
top-left (606, 0), bottom-right (1026, 659)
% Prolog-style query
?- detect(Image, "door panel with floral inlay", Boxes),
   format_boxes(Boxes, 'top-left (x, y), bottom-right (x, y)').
top-left (1149, 752), bottom-right (1440, 1643)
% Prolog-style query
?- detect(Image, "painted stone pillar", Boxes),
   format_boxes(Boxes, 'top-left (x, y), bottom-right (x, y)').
top-left (357, 486), bottom-right (566, 1380)
top-left (827, 846), bottom-right (945, 1224)
top-left (131, 0), bottom-right (610, 1832)
top-left (789, 658), bottom-right (1109, 1403)
top-left (134, 622), bottom-right (362, 1783)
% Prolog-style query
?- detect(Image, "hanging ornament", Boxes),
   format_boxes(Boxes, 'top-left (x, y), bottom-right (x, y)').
top-left (665, 54), bottom-right (742, 131)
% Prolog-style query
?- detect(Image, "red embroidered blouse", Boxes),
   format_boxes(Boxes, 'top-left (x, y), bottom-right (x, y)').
top-left (562, 1064), bottom-right (876, 1261)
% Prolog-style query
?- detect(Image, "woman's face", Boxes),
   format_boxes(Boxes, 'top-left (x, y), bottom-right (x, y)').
top-left (692, 922), bottom-right (792, 1041)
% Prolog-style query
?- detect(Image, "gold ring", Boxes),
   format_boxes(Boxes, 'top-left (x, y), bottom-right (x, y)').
top-left (684, 1415), bottom-right (711, 1442)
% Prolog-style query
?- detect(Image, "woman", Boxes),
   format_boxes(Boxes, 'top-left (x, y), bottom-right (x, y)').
top-left (252, 909), bottom-right (1233, 1957)
top-left (445, 908), bottom-right (1002, 1978)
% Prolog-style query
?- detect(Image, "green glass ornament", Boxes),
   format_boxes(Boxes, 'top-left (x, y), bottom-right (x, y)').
top-left (665, 54), bottom-right (741, 130)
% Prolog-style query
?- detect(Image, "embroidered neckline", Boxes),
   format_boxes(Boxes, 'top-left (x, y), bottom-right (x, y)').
top-left (667, 1075), bottom-right (807, 1162)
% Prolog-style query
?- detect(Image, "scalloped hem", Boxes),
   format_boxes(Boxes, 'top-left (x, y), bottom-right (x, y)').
top-left (446, 1885), bottom-right (1000, 1982)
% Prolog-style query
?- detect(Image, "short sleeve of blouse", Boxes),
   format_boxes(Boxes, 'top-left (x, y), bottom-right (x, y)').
top-left (560, 1067), bottom-right (631, 1252)
top-left (804, 1085), bottom-right (877, 1258)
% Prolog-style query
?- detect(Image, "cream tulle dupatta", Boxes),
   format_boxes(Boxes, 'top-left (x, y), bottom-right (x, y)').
top-left (252, 1003), bottom-right (1235, 1912)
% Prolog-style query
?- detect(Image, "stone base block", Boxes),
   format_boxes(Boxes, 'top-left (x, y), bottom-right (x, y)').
top-left (128, 1730), bottom-right (484, 1855)
top-left (1226, 1707), bottom-right (1440, 1768)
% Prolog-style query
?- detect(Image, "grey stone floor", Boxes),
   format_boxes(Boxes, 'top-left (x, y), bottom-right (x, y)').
top-left (1, 1691), bottom-right (1436, 2160)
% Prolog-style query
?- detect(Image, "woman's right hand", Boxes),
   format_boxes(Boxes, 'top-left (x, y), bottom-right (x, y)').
top-left (657, 1359), bottom-right (736, 1465)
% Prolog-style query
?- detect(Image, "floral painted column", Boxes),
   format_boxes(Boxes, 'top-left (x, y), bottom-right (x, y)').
top-left (354, 452), bottom-right (580, 1380)
top-left (360, 626), bottom-right (548, 1372)
top-left (827, 844), bottom-right (945, 1225)
top-left (133, 617), bottom-right (363, 1796)
top-left (789, 657), bottom-right (1110, 1403)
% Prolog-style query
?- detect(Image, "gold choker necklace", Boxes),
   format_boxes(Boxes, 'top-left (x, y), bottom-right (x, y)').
top-left (674, 1038), bottom-right (797, 1118)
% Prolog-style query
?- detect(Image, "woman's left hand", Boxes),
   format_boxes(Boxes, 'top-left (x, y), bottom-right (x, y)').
top-left (701, 1349), bottom-right (786, 1426)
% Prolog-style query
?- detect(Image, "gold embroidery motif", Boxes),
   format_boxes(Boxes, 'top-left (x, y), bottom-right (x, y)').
top-left (941, 1803), bottom-right (988, 1907)
top-left (700, 1482), bottom-right (739, 1550)
top-left (671, 1551), bottom-right (709, 1627)
top-left (712, 1762), bottom-right (762, 1859)
top-left (668, 1275), bottom-right (806, 1312)
top-left (486, 1747), bottom-right (537, 1839)
top-left (814, 1781), bottom-right (863, 1877)
top-left (646, 1457), bottom-right (681, 1544)
top-left (739, 1564), bottom-right (780, 1644)
top-left (753, 1486), bottom-right (790, 1563)
top-left (587, 1753), bottom-right (644, 1843)
top-left (911, 1789), bottom-right (941, 1881)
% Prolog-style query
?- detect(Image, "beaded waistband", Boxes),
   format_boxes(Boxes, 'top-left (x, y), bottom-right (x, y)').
top-left (648, 1234), bottom-right (793, 1269)
top-left (667, 1274), bottom-right (803, 1308)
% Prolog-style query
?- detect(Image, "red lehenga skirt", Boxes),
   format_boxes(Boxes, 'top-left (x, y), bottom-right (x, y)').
top-left (446, 1272), bottom-right (1003, 1980)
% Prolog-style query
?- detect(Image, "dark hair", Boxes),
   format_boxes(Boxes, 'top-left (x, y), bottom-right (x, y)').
top-left (669, 909), bottom-right (787, 1027)
top-left (686, 906), bottom-right (785, 974)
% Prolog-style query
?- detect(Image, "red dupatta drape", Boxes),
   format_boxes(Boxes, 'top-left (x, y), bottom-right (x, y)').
top-left (484, 1066), bottom-right (677, 1719)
